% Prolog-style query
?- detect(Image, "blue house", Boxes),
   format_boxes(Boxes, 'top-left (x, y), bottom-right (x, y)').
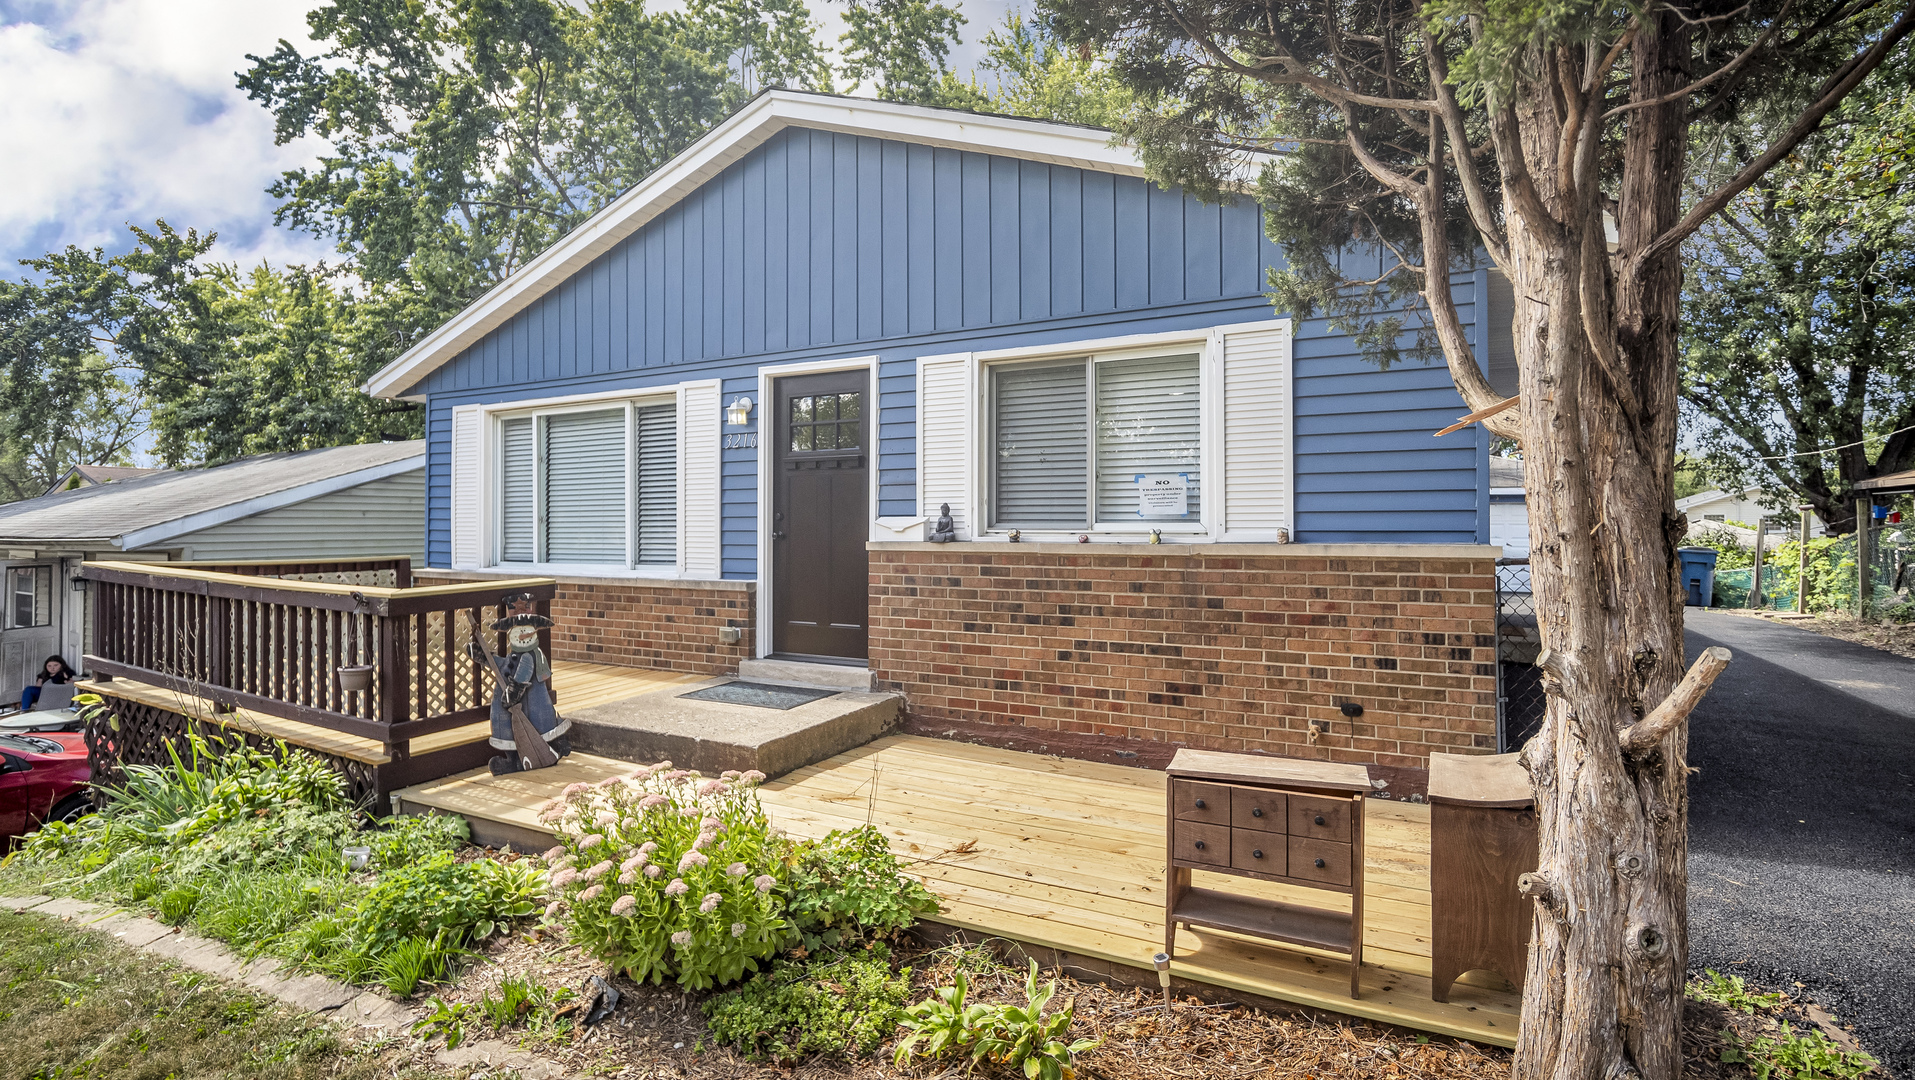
top-left (368, 91), bottom-right (1509, 767)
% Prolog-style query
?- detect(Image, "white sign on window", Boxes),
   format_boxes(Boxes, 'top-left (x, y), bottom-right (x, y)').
top-left (1134, 473), bottom-right (1189, 517)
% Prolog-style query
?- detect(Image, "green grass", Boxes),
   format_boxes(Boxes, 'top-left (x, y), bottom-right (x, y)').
top-left (0, 912), bottom-right (455, 1080)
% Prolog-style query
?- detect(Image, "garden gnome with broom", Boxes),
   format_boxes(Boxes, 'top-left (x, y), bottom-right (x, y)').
top-left (466, 591), bottom-right (572, 775)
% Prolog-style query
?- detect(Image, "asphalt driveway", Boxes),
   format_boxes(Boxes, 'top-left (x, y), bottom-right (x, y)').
top-left (1684, 609), bottom-right (1915, 1072)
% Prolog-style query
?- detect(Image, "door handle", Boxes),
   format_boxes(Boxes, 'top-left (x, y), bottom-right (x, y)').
top-left (772, 531), bottom-right (786, 540)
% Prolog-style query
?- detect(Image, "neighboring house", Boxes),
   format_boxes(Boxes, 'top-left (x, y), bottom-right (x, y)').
top-left (0, 441), bottom-right (424, 703)
top-left (1678, 488), bottom-right (1825, 543)
top-left (366, 90), bottom-right (1518, 767)
top-left (1488, 455), bottom-right (1527, 557)
top-left (41, 464), bottom-right (164, 498)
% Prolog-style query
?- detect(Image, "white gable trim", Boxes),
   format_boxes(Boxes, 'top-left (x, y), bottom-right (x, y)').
top-left (115, 453), bottom-right (425, 552)
top-left (365, 92), bottom-right (1187, 402)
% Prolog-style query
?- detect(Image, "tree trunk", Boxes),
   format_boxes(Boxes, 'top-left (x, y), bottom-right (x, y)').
top-left (1508, 26), bottom-right (1697, 1080)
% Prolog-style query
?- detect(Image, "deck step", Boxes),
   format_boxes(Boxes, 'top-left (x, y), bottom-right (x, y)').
top-left (736, 658), bottom-right (876, 691)
top-left (565, 680), bottom-right (898, 779)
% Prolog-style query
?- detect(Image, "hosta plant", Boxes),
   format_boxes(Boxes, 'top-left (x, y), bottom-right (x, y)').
top-left (538, 763), bottom-right (786, 989)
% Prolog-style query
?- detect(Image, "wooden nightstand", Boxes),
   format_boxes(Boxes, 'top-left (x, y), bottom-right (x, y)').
top-left (1428, 752), bottom-right (1537, 1002)
top-left (1163, 749), bottom-right (1374, 999)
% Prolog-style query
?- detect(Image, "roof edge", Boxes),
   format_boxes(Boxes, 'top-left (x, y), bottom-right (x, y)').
top-left (364, 91), bottom-right (1166, 401)
top-left (115, 451), bottom-right (424, 551)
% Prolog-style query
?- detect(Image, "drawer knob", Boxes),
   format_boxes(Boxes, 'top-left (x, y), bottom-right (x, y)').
top-left (1252, 849), bottom-right (1264, 859)
top-left (1315, 858), bottom-right (1327, 868)
top-left (1194, 840), bottom-right (1207, 851)
top-left (1194, 798), bottom-right (1207, 809)
top-left (1314, 815), bottom-right (1326, 826)
top-left (1251, 807), bottom-right (1263, 818)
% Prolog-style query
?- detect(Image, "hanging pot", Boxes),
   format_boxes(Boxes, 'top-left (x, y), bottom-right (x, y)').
top-left (337, 665), bottom-right (375, 693)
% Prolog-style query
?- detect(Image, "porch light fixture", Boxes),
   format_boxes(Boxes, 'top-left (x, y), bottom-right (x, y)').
top-left (725, 396), bottom-right (754, 427)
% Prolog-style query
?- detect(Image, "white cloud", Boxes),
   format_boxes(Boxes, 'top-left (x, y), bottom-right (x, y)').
top-left (0, 0), bottom-right (1018, 276)
top-left (0, 0), bottom-right (337, 272)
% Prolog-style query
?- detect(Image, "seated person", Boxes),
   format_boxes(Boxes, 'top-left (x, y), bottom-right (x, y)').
top-left (20, 655), bottom-right (76, 711)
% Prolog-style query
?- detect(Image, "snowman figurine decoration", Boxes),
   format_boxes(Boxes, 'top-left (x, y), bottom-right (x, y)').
top-left (468, 591), bottom-right (572, 774)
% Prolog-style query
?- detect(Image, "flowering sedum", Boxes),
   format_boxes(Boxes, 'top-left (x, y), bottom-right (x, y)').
top-left (536, 761), bottom-right (786, 989)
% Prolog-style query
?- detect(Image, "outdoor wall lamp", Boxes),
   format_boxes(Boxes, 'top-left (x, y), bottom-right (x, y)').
top-left (725, 396), bottom-right (754, 427)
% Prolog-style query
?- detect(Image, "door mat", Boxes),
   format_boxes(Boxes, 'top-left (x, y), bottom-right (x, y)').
top-left (679, 681), bottom-right (839, 710)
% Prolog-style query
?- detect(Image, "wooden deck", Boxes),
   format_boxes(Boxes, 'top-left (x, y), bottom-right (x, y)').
top-left (91, 661), bottom-right (704, 765)
top-left (394, 733), bottom-right (1519, 1046)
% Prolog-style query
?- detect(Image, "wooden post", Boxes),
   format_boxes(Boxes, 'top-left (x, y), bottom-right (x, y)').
top-left (1797, 508), bottom-right (1812, 613)
top-left (1857, 495), bottom-right (1874, 617)
top-left (1749, 517), bottom-right (1766, 610)
top-left (377, 615), bottom-right (410, 761)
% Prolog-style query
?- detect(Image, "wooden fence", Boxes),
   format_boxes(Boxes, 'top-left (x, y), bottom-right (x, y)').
top-left (79, 560), bottom-right (556, 762)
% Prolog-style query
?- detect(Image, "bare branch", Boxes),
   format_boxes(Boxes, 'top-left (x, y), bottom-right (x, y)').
top-left (1642, 0), bottom-right (1915, 263)
top-left (1603, 0), bottom-right (1791, 121)
top-left (1619, 646), bottom-right (1733, 753)
top-left (1424, 30), bottom-right (1509, 266)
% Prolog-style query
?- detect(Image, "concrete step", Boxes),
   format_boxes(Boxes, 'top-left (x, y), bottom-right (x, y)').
top-left (737, 658), bottom-right (876, 691)
top-left (564, 678), bottom-right (899, 779)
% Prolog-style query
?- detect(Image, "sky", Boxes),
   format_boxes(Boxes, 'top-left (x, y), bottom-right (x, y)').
top-left (0, 0), bottom-right (1012, 276)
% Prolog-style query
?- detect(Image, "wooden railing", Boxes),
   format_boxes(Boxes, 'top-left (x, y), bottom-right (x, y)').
top-left (79, 560), bottom-right (556, 760)
top-left (173, 557), bottom-right (414, 589)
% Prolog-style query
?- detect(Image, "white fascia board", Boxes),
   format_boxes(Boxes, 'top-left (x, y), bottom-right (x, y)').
top-left (363, 92), bottom-right (1190, 402)
top-left (115, 454), bottom-right (425, 551)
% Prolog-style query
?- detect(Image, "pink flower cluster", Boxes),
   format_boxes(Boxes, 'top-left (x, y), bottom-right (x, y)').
top-left (753, 875), bottom-right (776, 894)
top-left (665, 878), bottom-right (689, 897)
top-left (699, 893), bottom-right (722, 914)
top-left (611, 894), bottom-right (638, 917)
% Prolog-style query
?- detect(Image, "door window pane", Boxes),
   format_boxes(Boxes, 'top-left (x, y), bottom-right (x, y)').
top-left (543, 409), bottom-right (627, 564)
top-left (8, 567), bottom-right (49, 629)
top-left (992, 362), bottom-right (1088, 528)
top-left (1095, 354), bottom-right (1202, 521)
top-left (789, 392), bottom-right (862, 452)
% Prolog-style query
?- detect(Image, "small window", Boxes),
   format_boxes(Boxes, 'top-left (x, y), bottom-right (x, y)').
top-left (990, 352), bottom-right (1202, 530)
top-left (8, 566), bottom-right (51, 629)
top-left (789, 392), bottom-right (862, 452)
top-left (496, 400), bottom-right (677, 568)
top-left (1704, 514), bottom-right (1726, 522)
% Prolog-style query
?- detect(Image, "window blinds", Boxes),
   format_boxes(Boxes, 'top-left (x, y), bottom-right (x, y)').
top-left (543, 408), bottom-right (627, 564)
top-left (992, 361), bottom-right (1088, 528)
top-left (1094, 353), bottom-right (1201, 521)
top-left (634, 402), bottom-right (678, 565)
top-left (499, 416), bottom-right (535, 562)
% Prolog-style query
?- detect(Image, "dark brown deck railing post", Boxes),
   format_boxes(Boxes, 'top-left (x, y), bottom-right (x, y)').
top-left (207, 595), bottom-right (233, 711)
top-left (378, 613), bottom-right (411, 761)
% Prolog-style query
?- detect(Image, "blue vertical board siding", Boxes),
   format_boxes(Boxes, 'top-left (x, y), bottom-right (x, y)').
top-left (414, 125), bottom-right (1491, 569)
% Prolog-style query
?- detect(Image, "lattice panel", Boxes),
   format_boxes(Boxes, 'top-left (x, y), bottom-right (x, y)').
top-left (83, 697), bottom-right (381, 810)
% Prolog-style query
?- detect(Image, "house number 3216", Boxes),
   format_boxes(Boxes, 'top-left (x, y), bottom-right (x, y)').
top-left (723, 432), bottom-right (759, 449)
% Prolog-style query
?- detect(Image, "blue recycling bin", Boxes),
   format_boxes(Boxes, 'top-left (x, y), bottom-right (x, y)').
top-left (1678, 547), bottom-right (1719, 607)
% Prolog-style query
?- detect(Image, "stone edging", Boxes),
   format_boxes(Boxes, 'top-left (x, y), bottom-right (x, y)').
top-left (0, 894), bottom-right (572, 1080)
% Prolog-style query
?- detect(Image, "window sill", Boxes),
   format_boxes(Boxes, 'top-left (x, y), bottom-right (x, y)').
top-left (427, 565), bottom-right (753, 592)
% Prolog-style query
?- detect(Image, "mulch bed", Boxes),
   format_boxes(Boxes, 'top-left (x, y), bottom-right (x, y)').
top-left (1730, 609), bottom-right (1915, 660)
top-left (391, 902), bottom-right (1866, 1080)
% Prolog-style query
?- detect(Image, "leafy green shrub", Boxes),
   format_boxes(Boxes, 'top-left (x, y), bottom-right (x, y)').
top-left (703, 946), bottom-right (912, 1063)
top-left (366, 813), bottom-right (470, 870)
top-left (781, 826), bottom-right (939, 954)
top-left (539, 764), bottom-right (787, 989)
top-left (1689, 970), bottom-right (1786, 1013)
top-left (349, 852), bottom-right (544, 955)
top-left (896, 961), bottom-right (1098, 1080)
top-left (1722, 1021), bottom-right (1877, 1080)
top-left (172, 805), bottom-right (358, 877)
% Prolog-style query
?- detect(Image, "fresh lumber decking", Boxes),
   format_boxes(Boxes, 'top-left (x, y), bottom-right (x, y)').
top-left (392, 732), bottom-right (1519, 1046)
top-left (90, 661), bottom-right (703, 765)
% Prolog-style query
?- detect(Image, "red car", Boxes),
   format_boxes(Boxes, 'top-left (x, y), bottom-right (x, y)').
top-left (0, 731), bottom-right (91, 844)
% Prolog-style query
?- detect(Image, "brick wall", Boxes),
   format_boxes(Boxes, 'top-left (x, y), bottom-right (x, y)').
top-left (415, 574), bottom-right (753, 676)
top-left (868, 543), bottom-right (1499, 769)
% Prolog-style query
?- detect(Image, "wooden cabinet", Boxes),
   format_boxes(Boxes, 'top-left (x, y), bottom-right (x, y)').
top-left (1428, 752), bottom-right (1538, 1002)
top-left (1163, 749), bottom-right (1373, 999)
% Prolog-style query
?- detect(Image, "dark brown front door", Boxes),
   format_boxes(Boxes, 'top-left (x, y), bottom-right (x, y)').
top-left (771, 370), bottom-right (869, 661)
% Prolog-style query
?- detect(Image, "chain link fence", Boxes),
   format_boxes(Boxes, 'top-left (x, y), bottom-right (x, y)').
top-left (1706, 520), bottom-right (1915, 614)
top-left (1495, 559), bottom-right (1546, 753)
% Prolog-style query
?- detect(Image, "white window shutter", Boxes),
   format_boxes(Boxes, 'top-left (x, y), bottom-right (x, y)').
top-left (449, 404), bottom-right (485, 569)
top-left (916, 352), bottom-right (974, 539)
top-left (1219, 323), bottom-right (1294, 540)
top-left (678, 380), bottom-right (722, 577)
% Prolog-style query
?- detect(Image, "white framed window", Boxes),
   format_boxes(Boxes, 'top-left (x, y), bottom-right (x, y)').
top-left (7, 566), bottom-right (51, 629)
top-left (489, 397), bottom-right (678, 570)
top-left (917, 320), bottom-right (1292, 544)
top-left (990, 351), bottom-right (1204, 531)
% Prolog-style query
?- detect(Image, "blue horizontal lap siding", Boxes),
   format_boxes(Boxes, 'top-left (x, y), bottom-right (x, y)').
top-left (416, 125), bottom-right (1488, 570)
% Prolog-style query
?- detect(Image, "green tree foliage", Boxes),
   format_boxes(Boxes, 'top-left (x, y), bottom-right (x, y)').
top-left (1682, 61), bottom-right (1915, 533)
top-left (239, 0), bottom-right (829, 330)
top-left (0, 223), bottom-right (423, 476)
top-left (838, 0), bottom-right (976, 105)
top-left (971, 14), bottom-right (1136, 128)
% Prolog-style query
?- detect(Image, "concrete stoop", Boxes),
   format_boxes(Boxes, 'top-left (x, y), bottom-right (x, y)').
top-left (0, 894), bottom-right (573, 1080)
top-left (565, 679), bottom-right (900, 778)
